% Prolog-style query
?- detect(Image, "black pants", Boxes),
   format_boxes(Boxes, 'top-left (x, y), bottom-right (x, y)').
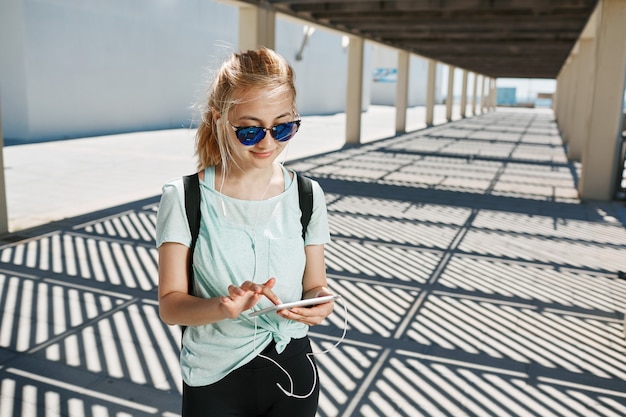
top-left (182, 337), bottom-right (319, 417)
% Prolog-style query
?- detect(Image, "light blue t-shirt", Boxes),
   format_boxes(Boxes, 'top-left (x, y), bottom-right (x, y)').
top-left (156, 165), bottom-right (330, 387)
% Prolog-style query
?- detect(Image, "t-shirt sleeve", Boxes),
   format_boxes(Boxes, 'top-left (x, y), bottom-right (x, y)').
top-left (304, 179), bottom-right (331, 246)
top-left (155, 178), bottom-right (192, 248)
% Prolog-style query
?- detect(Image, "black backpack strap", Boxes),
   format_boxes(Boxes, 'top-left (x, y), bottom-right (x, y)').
top-left (297, 174), bottom-right (313, 240)
top-left (182, 173), bottom-right (200, 295)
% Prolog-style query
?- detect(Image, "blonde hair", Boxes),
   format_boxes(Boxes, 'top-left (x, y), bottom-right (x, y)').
top-left (195, 47), bottom-right (297, 172)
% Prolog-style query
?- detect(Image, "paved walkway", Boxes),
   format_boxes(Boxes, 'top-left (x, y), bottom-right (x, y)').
top-left (1, 107), bottom-right (625, 417)
top-left (1, 104), bottom-right (450, 233)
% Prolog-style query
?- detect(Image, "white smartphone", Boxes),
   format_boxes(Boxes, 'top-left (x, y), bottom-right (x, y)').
top-left (248, 294), bottom-right (339, 317)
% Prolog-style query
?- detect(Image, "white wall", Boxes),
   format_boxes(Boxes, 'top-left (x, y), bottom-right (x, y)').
top-left (1, 0), bottom-right (242, 142)
top-left (0, 0), bottom-right (29, 138)
top-left (0, 0), bottom-right (377, 143)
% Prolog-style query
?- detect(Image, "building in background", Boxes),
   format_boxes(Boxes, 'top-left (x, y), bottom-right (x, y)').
top-left (496, 87), bottom-right (517, 106)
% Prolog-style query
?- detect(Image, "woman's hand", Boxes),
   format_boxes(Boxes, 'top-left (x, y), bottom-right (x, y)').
top-left (277, 287), bottom-right (335, 326)
top-left (219, 278), bottom-right (281, 319)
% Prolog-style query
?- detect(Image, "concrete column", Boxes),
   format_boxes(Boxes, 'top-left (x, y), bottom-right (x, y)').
top-left (579, 0), bottom-right (626, 200)
top-left (0, 99), bottom-right (8, 234)
top-left (556, 65), bottom-right (566, 138)
top-left (563, 64), bottom-right (573, 129)
top-left (395, 50), bottom-right (410, 134)
top-left (553, 76), bottom-right (559, 114)
top-left (555, 64), bottom-right (567, 129)
top-left (479, 76), bottom-right (486, 113)
top-left (472, 73), bottom-right (478, 115)
top-left (561, 57), bottom-right (573, 143)
top-left (446, 65), bottom-right (455, 121)
top-left (493, 79), bottom-right (498, 109)
top-left (555, 63), bottom-right (570, 129)
top-left (460, 70), bottom-right (468, 118)
top-left (345, 36), bottom-right (364, 145)
top-left (0, 0), bottom-right (28, 141)
top-left (568, 39), bottom-right (594, 160)
top-left (568, 11), bottom-right (597, 161)
top-left (552, 73), bottom-right (559, 114)
top-left (564, 50), bottom-right (581, 144)
top-left (487, 78), bottom-right (496, 112)
top-left (425, 59), bottom-right (436, 126)
top-left (565, 8), bottom-right (598, 156)
top-left (238, 4), bottom-right (275, 50)
top-left (564, 57), bottom-right (579, 143)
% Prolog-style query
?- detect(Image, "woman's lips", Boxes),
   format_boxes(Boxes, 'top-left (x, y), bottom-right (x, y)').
top-left (252, 150), bottom-right (274, 158)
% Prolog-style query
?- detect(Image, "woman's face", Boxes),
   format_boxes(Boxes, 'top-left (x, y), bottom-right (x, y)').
top-left (224, 87), bottom-right (296, 172)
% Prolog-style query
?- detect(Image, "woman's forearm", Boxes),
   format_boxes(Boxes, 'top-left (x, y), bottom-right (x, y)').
top-left (159, 291), bottom-right (226, 326)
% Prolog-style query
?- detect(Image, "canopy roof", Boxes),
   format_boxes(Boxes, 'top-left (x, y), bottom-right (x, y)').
top-left (246, 0), bottom-right (598, 78)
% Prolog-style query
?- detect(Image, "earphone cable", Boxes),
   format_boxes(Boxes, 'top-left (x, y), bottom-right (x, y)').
top-left (252, 296), bottom-right (349, 398)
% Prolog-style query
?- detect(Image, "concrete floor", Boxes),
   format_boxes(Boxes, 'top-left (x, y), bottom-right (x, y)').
top-left (1, 106), bottom-right (625, 417)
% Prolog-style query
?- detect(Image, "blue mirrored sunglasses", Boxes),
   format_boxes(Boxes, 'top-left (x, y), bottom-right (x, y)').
top-left (226, 120), bottom-right (301, 146)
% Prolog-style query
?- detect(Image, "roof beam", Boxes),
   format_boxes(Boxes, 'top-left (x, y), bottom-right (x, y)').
top-left (238, 0), bottom-right (598, 78)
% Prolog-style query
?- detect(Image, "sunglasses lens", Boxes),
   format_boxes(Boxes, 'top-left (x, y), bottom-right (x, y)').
top-left (236, 127), bottom-right (266, 145)
top-left (232, 120), bottom-right (300, 145)
top-left (272, 121), bottom-right (299, 142)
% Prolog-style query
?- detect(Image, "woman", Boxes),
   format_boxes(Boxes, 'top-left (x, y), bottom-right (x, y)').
top-left (156, 47), bottom-right (334, 416)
